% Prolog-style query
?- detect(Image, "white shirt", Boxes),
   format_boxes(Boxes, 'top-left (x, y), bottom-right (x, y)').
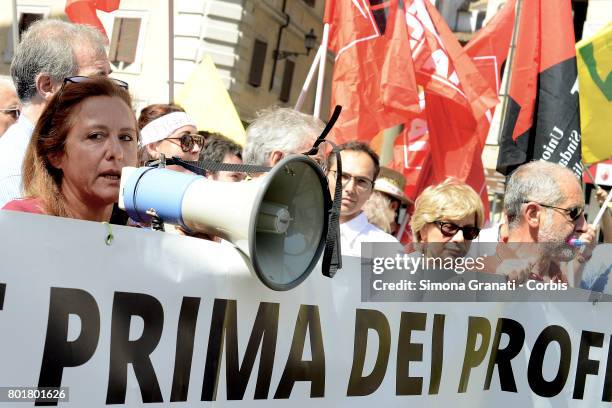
top-left (340, 212), bottom-right (401, 257)
top-left (0, 116), bottom-right (34, 207)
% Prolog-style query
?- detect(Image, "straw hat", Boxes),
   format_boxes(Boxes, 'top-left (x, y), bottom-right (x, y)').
top-left (374, 167), bottom-right (411, 204)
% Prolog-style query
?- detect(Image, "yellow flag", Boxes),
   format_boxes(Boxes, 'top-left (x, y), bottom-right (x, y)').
top-left (577, 23), bottom-right (612, 164)
top-left (176, 55), bottom-right (246, 146)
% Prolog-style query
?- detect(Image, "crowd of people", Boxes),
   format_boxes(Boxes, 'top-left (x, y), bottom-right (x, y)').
top-left (1, 19), bottom-right (611, 294)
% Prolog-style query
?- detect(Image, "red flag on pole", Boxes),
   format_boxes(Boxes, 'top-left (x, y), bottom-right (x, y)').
top-left (65, 0), bottom-right (120, 40)
top-left (464, 0), bottom-right (516, 94)
top-left (388, 108), bottom-right (429, 201)
top-left (327, 0), bottom-right (420, 143)
top-left (496, 0), bottom-right (582, 176)
top-left (406, 0), bottom-right (497, 214)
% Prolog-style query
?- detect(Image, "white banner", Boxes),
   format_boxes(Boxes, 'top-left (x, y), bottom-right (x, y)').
top-left (0, 211), bottom-right (610, 407)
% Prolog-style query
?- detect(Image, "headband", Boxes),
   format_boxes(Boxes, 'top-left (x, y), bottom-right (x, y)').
top-left (140, 111), bottom-right (197, 146)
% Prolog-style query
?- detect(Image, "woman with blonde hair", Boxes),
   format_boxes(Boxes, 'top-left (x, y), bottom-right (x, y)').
top-left (410, 178), bottom-right (484, 258)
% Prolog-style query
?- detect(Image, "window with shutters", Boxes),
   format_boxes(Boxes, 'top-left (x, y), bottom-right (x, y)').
top-left (3, 6), bottom-right (50, 63)
top-left (248, 39), bottom-right (268, 87)
top-left (109, 17), bottom-right (141, 70)
top-left (279, 59), bottom-right (295, 103)
top-left (99, 10), bottom-right (147, 74)
top-left (18, 13), bottom-right (44, 40)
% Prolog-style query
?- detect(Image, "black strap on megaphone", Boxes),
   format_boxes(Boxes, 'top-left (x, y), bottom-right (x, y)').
top-left (303, 105), bottom-right (342, 156)
top-left (150, 157), bottom-right (272, 176)
top-left (300, 105), bottom-right (343, 279)
top-left (322, 142), bottom-right (342, 278)
top-left (145, 105), bottom-right (345, 279)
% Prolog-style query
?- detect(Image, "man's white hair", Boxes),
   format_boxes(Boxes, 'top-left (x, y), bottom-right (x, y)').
top-left (10, 19), bottom-right (107, 102)
top-left (243, 107), bottom-right (324, 166)
top-left (504, 160), bottom-right (578, 230)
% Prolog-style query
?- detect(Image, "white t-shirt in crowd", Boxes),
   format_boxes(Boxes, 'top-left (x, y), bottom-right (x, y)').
top-left (340, 212), bottom-right (401, 257)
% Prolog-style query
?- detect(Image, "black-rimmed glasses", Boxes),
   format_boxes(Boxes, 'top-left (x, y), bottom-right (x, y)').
top-left (0, 108), bottom-right (20, 120)
top-left (328, 169), bottom-right (373, 192)
top-left (433, 221), bottom-right (481, 240)
top-left (166, 133), bottom-right (205, 152)
top-left (523, 201), bottom-right (584, 222)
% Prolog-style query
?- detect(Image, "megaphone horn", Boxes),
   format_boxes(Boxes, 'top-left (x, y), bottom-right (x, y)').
top-left (119, 155), bottom-right (331, 291)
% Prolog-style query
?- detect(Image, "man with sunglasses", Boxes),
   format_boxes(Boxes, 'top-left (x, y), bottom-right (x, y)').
top-left (498, 161), bottom-right (596, 284)
top-left (0, 79), bottom-right (20, 138)
top-left (327, 141), bottom-right (400, 257)
top-left (0, 20), bottom-right (110, 207)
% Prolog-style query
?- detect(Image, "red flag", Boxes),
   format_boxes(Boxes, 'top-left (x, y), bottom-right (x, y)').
top-left (388, 110), bottom-right (429, 201)
top-left (464, 0), bottom-right (516, 94)
top-left (496, 0), bottom-right (582, 176)
top-left (65, 0), bottom-right (120, 40)
top-left (401, 0), bottom-right (497, 222)
top-left (407, 0), bottom-right (498, 181)
top-left (327, 0), bottom-right (420, 143)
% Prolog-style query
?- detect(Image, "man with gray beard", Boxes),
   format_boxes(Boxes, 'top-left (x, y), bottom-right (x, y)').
top-left (497, 161), bottom-right (596, 284)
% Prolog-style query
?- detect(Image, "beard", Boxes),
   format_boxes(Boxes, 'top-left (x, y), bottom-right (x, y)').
top-left (538, 214), bottom-right (577, 261)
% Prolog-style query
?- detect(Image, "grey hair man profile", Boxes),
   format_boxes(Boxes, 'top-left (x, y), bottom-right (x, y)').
top-left (0, 19), bottom-right (110, 206)
top-left (242, 107), bottom-right (325, 172)
top-left (497, 161), bottom-right (596, 283)
top-left (0, 79), bottom-right (20, 138)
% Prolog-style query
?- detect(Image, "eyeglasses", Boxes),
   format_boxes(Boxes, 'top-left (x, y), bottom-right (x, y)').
top-left (0, 108), bottom-right (20, 120)
top-left (63, 76), bottom-right (128, 90)
top-left (166, 133), bottom-right (205, 152)
top-left (51, 76), bottom-right (129, 109)
top-left (523, 201), bottom-right (584, 222)
top-left (433, 221), bottom-right (480, 240)
top-left (328, 169), bottom-right (373, 192)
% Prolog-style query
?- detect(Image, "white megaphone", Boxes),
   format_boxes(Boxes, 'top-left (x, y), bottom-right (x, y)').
top-left (118, 155), bottom-right (331, 290)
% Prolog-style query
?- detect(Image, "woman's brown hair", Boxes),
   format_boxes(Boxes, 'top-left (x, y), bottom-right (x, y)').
top-left (137, 103), bottom-right (185, 164)
top-left (22, 76), bottom-right (135, 217)
top-left (137, 103), bottom-right (184, 130)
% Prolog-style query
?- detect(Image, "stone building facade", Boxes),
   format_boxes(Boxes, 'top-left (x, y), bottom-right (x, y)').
top-left (0, 0), bottom-right (332, 121)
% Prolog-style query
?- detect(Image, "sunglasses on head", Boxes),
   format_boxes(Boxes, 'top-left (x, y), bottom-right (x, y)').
top-left (433, 221), bottom-right (480, 240)
top-left (63, 76), bottom-right (128, 90)
top-left (166, 133), bottom-right (205, 152)
top-left (0, 108), bottom-right (20, 120)
top-left (523, 201), bottom-right (584, 222)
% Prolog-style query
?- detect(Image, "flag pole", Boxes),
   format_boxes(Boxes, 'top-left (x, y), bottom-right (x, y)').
top-left (313, 23), bottom-right (330, 118)
top-left (496, 0), bottom-right (522, 143)
top-left (11, 0), bottom-right (18, 52)
top-left (168, 0), bottom-right (175, 103)
top-left (295, 45), bottom-right (323, 111)
top-left (593, 189), bottom-right (612, 228)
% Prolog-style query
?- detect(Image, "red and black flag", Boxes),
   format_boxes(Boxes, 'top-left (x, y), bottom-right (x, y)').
top-left (496, 0), bottom-right (582, 176)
